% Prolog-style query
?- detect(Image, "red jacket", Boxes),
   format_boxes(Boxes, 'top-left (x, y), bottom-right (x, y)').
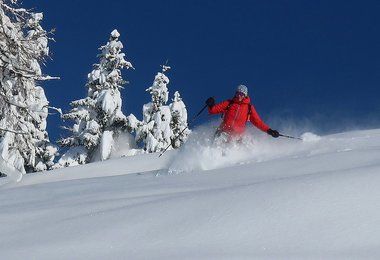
top-left (208, 96), bottom-right (269, 136)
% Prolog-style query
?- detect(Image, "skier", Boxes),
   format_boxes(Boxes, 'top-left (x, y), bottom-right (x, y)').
top-left (206, 84), bottom-right (279, 143)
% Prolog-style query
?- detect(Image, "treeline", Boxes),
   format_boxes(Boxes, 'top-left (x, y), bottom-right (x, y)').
top-left (0, 1), bottom-right (189, 174)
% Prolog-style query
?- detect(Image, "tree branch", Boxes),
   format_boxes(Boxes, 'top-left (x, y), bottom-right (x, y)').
top-left (0, 127), bottom-right (27, 135)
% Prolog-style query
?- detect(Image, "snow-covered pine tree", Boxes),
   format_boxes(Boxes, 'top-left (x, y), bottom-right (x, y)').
top-left (127, 65), bottom-right (190, 153)
top-left (169, 91), bottom-right (190, 148)
top-left (0, 1), bottom-right (58, 173)
top-left (126, 65), bottom-right (190, 153)
top-left (130, 65), bottom-right (173, 153)
top-left (56, 29), bottom-right (134, 167)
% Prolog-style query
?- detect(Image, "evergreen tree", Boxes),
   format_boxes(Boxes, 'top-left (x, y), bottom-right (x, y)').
top-left (128, 65), bottom-right (172, 153)
top-left (56, 29), bottom-right (134, 167)
top-left (169, 91), bottom-right (190, 148)
top-left (127, 65), bottom-right (189, 153)
top-left (0, 1), bottom-right (58, 173)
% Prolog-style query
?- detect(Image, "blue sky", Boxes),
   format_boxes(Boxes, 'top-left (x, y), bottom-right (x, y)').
top-left (31, 0), bottom-right (380, 142)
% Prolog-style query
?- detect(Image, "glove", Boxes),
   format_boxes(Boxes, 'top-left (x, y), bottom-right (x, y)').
top-left (205, 97), bottom-right (215, 108)
top-left (267, 128), bottom-right (280, 138)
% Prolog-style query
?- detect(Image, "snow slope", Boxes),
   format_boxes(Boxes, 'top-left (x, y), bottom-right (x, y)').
top-left (1, 129), bottom-right (380, 259)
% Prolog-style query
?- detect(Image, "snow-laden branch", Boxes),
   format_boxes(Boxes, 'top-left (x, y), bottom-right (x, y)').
top-left (45, 105), bottom-right (62, 116)
top-left (1, 3), bottom-right (29, 15)
top-left (0, 127), bottom-right (27, 135)
top-left (0, 91), bottom-right (27, 109)
top-left (37, 75), bottom-right (60, 81)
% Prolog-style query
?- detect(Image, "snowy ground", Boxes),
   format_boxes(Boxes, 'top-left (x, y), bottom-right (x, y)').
top-left (1, 128), bottom-right (380, 259)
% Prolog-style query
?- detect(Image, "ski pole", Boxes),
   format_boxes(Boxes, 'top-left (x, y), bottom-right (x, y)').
top-left (159, 104), bottom-right (208, 157)
top-left (279, 133), bottom-right (303, 140)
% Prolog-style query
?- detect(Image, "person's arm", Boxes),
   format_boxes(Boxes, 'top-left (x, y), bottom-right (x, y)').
top-left (249, 104), bottom-right (280, 137)
top-left (206, 97), bottom-right (230, 114)
top-left (249, 104), bottom-right (270, 132)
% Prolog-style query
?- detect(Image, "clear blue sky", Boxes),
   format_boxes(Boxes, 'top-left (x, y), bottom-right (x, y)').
top-left (31, 0), bottom-right (380, 142)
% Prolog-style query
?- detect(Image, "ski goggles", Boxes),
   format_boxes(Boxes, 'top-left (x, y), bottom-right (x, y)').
top-left (235, 91), bottom-right (246, 97)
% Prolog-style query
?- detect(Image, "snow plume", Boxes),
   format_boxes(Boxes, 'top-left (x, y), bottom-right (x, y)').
top-left (0, 0), bottom-right (58, 174)
top-left (266, 111), bottom-right (380, 137)
top-left (167, 120), bottom-right (323, 173)
top-left (56, 29), bottom-right (134, 168)
top-left (167, 109), bottom-right (380, 174)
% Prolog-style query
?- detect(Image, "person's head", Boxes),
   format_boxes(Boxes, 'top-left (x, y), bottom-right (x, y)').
top-left (235, 84), bottom-right (248, 101)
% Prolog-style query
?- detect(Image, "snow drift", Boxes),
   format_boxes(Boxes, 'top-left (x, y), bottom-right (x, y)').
top-left (1, 128), bottom-right (380, 259)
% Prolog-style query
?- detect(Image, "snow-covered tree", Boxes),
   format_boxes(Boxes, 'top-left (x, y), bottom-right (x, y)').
top-left (0, 1), bottom-right (58, 173)
top-left (169, 91), bottom-right (190, 148)
top-left (127, 65), bottom-right (172, 153)
top-left (56, 29), bottom-right (134, 167)
top-left (127, 65), bottom-right (189, 153)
